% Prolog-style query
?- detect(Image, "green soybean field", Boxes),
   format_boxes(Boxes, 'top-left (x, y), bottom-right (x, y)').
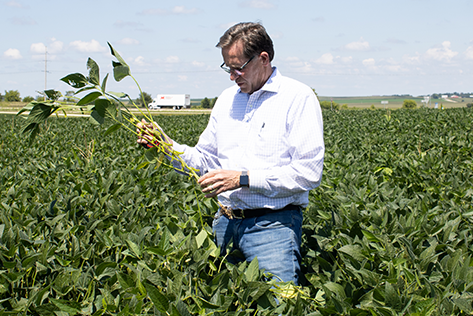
top-left (1, 108), bottom-right (473, 315)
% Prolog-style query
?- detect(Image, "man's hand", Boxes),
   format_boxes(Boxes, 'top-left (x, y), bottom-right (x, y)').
top-left (136, 119), bottom-right (173, 149)
top-left (198, 170), bottom-right (247, 198)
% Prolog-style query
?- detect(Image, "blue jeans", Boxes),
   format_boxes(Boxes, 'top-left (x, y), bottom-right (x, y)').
top-left (212, 206), bottom-right (303, 285)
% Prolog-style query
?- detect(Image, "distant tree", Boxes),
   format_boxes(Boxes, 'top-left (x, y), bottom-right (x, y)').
top-left (136, 92), bottom-right (153, 107)
top-left (4, 90), bottom-right (21, 102)
top-left (402, 99), bottom-right (417, 109)
top-left (467, 103), bottom-right (473, 108)
top-left (201, 97), bottom-right (210, 109)
top-left (0, 92), bottom-right (3, 102)
top-left (320, 100), bottom-right (340, 110)
top-left (209, 97), bottom-right (218, 108)
top-left (22, 96), bottom-right (34, 103)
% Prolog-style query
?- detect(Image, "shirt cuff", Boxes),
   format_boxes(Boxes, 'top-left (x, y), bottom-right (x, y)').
top-left (172, 141), bottom-right (186, 153)
top-left (247, 169), bottom-right (267, 193)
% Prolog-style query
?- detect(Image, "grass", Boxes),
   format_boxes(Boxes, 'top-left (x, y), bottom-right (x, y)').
top-left (1, 96), bottom-right (471, 114)
top-left (318, 95), bottom-right (471, 109)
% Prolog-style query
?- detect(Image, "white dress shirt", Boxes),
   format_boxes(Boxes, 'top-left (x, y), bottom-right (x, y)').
top-left (173, 67), bottom-right (324, 210)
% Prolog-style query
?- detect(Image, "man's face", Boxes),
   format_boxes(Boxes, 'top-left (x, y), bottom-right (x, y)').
top-left (221, 40), bottom-right (266, 94)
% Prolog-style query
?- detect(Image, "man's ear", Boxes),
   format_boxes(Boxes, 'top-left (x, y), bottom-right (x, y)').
top-left (259, 51), bottom-right (270, 66)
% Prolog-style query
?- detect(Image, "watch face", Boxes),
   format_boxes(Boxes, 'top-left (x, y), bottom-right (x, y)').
top-left (240, 175), bottom-right (249, 186)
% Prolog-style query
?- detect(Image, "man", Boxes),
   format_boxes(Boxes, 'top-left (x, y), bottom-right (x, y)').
top-left (138, 22), bottom-right (324, 285)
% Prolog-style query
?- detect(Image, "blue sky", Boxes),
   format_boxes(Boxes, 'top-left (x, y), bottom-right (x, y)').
top-left (2, 0), bottom-right (472, 99)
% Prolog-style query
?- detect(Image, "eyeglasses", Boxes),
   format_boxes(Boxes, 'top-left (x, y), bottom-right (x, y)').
top-left (220, 55), bottom-right (255, 76)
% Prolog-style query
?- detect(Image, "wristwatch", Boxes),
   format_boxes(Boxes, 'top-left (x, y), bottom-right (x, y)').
top-left (240, 171), bottom-right (249, 187)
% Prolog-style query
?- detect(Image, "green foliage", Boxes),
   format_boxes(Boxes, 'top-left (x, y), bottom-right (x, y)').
top-left (136, 91), bottom-right (153, 107)
top-left (2, 108), bottom-right (473, 314)
top-left (200, 97), bottom-right (210, 108)
top-left (209, 97), bottom-right (218, 108)
top-left (4, 90), bottom-right (21, 102)
top-left (320, 100), bottom-right (340, 110)
top-left (402, 99), bottom-right (417, 109)
top-left (466, 103), bottom-right (473, 108)
top-left (22, 96), bottom-right (35, 103)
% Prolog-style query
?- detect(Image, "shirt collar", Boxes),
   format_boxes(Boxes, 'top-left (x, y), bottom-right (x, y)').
top-left (237, 66), bottom-right (280, 95)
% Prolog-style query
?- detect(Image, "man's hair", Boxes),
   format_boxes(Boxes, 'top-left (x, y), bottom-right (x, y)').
top-left (216, 22), bottom-right (274, 61)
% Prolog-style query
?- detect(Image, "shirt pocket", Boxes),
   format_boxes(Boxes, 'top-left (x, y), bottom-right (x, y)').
top-left (253, 121), bottom-right (284, 159)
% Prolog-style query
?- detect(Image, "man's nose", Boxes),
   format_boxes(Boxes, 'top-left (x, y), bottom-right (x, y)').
top-left (229, 71), bottom-right (240, 80)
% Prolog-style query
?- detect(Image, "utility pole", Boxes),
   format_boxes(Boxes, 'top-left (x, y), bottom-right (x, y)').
top-left (44, 46), bottom-right (47, 100)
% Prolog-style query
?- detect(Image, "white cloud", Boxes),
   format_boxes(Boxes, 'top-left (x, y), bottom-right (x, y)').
top-left (192, 60), bottom-right (205, 67)
top-left (425, 41), bottom-right (458, 62)
top-left (116, 38), bottom-right (140, 45)
top-left (30, 39), bottom-right (63, 54)
top-left (3, 48), bottom-right (22, 60)
top-left (402, 54), bottom-right (420, 64)
top-left (133, 56), bottom-right (147, 66)
top-left (345, 38), bottom-right (370, 51)
top-left (49, 39), bottom-right (64, 53)
top-left (362, 58), bottom-right (375, 67)
top-left (285, 56), bottom-right (300, 62)
top-left (340, 56), bottom-right (353, 64)
top-left (315, 53), bottom-right (334, 65)
top-left (465, 46), bottom-right (473, 60)
top-left (178, 75), bottom-right (188, 81)
top-left (240, 0), bottom-right (276, 9)
top-left (30, 42), bottom-right (46, 54)
top-left (69, 39), bottom-right (106, 53)
top-left (6, 1), bottom-right (25, 8)
top-left (172, 6), bottom-right (198, 14)
top-left (166, 56), bottom-right (179, 63)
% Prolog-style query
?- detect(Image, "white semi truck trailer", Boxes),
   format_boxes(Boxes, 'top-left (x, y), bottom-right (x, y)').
top-left (148, 94), bottom-right (191, 110)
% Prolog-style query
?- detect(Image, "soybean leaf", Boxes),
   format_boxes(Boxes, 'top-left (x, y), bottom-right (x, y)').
top-left (101, 73), bottom-right (109, 92)
top-left (77, 91), bottom-right (102, 106)
top-left (87, 57), bottom-right (100, 85)
top-left (246, 257), bottom-right (260, 282)
top-left (26, 102), bottom-right (58, 123)
top-left (50, 299), bottom-right (81, 314)
top-left (60, 73), bottom-right (88, 88)
top-left (107, 91), bottom-right (127, 99)
top-left (90, 110), bottom-right (104, 125)
top-left (104, 123), bottom-right (122, 136)
top-left (22, 123), bottom-right (40, 144)
top-left (175, 300), bottom-right (192, 316)
top-left (16, 102), bottom-right (35, 116)
top-left (338, 244), bottom-right (365, 261)
top-left (44, 89), bottom-right (62, 101)
top-left (108, 42), bottom-right (130, 82)
top-left (89, 98), bottom-right (109, 125)
top-left (144, 281), bottom-right (169, 314)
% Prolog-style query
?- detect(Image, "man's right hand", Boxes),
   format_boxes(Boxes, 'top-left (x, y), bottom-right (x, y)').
top-left (136, 119), bottom-right (173, 149)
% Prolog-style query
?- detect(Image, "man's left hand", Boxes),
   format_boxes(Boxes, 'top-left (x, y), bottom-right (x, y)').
top-left (198, 170), bottom-right (244, 198)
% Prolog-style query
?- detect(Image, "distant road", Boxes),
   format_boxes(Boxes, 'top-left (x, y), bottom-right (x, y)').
top-left (0, 109), bottom-right (212, 117)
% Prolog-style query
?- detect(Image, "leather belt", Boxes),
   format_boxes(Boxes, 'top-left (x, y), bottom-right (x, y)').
top-left (220, 204), bottom-right (300, 219)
